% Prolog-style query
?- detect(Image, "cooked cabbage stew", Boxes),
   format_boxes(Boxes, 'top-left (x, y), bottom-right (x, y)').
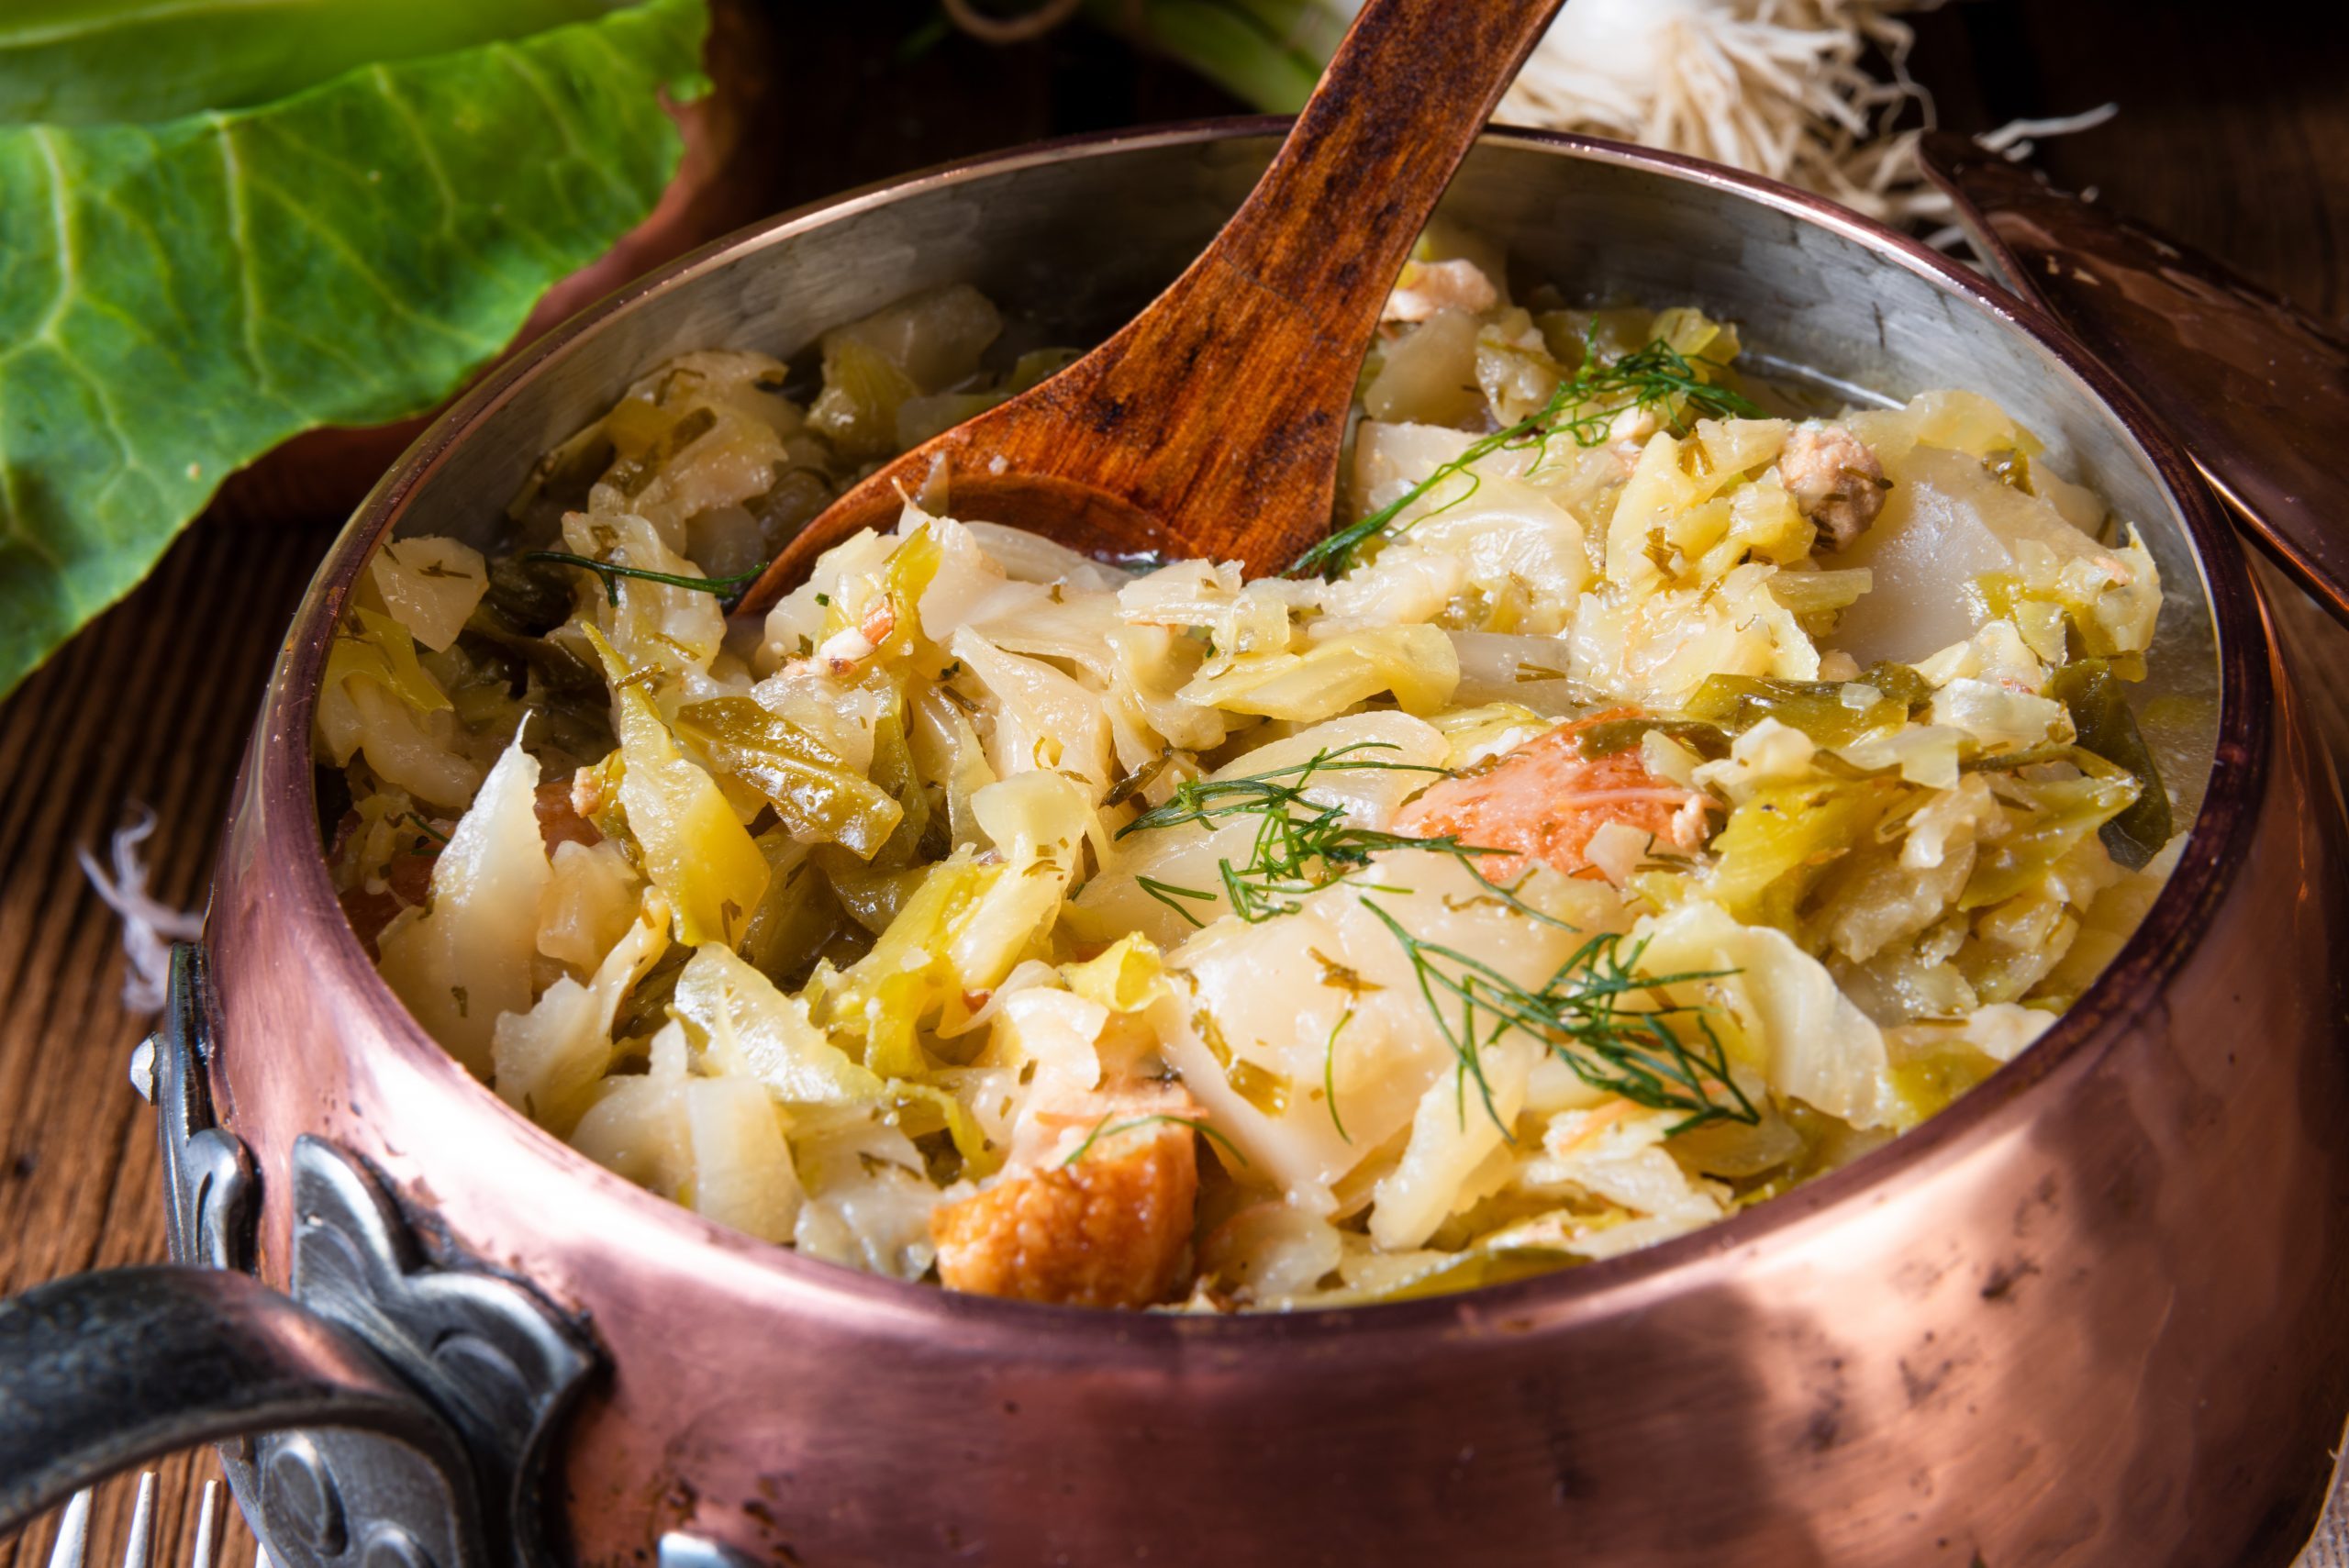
top-left (317, 246), bottom-right (2181, 1310)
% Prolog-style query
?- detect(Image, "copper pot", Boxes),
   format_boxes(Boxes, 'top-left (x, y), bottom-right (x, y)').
top-left (5, 123), bottom-right (2345, 1568)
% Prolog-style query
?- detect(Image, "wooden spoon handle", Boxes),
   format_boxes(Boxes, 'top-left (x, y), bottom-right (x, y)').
top-left (1041, 0), bottom-right (1565, 569)
top-left (736, 0), bottom-right (1564, 611)
top-left (1191, 0), bottom-right (1564, 361)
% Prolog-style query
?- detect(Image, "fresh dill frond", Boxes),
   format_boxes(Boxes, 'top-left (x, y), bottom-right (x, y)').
top-left (1062, 1113), bottom-right (1250, 1169)
top-left (1356, 902), bottom-right (1756, 1137)
top-left (1119, 741), bottom-right (1570, 931)
top-left (1122, 742), bottom-right (1509, 926)
top-left (1323, 1006), bottom-right (1354, 1144)
top-left (1119, 741), bottom-right (1449, 839)
top-left (1118, 738), bottom-right (1755, 1138)
top-left (1286, 331), bottom-right (1766, 580)
top-left (1137, 874), bottom-right (1216, 929)
top-left (523, 550), bottom-right (763, 608)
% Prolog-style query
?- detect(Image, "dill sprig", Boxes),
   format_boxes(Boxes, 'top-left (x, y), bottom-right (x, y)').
top-left (523, 550), bottom-right (763, 608)
top-left (1356, 904), bottom-right (1757, 1137)
top-left (1119, 741), bottom-right (1448, 839)
top-left (1119, 742), bottom-right (1494, 928)
top-left (1323, 1007), bottom-right (1355, 1144)
top-left (1062, 1113), bottom-right (1250, 1169)
top-left (1287, 332), bottom-right (1766, 580)
top-left (1121, 742), bottom-right (1755, 1137)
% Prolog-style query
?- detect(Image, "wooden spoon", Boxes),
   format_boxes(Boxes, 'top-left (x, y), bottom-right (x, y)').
top-left (734, 0), bottom-right (1567, 616)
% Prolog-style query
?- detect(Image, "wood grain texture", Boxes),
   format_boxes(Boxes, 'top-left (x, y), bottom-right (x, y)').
top-left (740, 0), bottom-right (1566, 606)
top-left (2, 0), bottom-right (2343, 1563)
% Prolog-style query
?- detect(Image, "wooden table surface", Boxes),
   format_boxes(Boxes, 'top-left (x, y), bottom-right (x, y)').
top-left (3, 4), bottom-right (2343, 1565)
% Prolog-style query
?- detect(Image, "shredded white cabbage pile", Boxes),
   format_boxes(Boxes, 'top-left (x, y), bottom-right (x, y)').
top-left (316, 252), bottom-right (2176, 1311)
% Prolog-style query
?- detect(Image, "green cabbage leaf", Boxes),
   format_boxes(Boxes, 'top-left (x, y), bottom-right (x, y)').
top-left (0, 0), bottom-right (709, 697)
top-left (0, 0), bottom-right (645, 125)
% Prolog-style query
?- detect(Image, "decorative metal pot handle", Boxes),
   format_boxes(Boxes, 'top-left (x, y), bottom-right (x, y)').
top-left (0, 949), bottom-right (596, 1568)
top-left (0, 1265), bottom-right (474, 1541)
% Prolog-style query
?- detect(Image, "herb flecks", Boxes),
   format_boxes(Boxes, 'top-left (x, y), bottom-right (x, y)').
top-left (1288, 333), bottom-right (1766, 579)
top-left (523, 550), bottom-right (763, 609)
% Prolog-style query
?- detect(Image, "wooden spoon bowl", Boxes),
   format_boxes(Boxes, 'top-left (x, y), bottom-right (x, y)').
top-left (734, 0), bottom-right (1565, 613)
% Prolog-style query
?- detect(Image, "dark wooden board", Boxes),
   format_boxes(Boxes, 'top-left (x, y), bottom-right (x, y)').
top-left (2, 2), bottom-right (2342, 1563)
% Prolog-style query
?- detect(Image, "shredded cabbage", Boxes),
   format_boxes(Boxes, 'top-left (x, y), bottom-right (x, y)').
top-left (322, 269), bottom-right (2180, 1313)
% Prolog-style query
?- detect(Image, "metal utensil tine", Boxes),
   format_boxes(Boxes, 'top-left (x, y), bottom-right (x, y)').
top-left (188, 1482), bottom-right (221, 1568)
top-left (254, 1545), bottom-right (273, 1568)
top-left (43, 1489), bottom-right (93, 1568)
top-left (120, 1473), bottom-right (157, 1568)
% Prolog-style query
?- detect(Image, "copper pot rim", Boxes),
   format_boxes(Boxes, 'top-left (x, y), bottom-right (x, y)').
top-left (238, 117), bottom-right (2268, 1336)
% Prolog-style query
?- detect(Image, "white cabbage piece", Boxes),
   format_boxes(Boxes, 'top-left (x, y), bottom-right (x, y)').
top-left (986, 988), bottom-right (1110, 1096)
top-left (368, 536), bottom-right (487, 653)
top-left (377, 732), bottom-right (551, 1075)
top-left (1364, 308), bottom-right (1486, 426)
top-left (949, 627), bottom-right (1114, 798)
top-left (1197, 1203), bottom-right (1347, 1306)
top-left (1630, 900), bottom-right (1900, 1129)
top-left (1513, 1103), bottom-right (1731, 1259)
top-left (338, 679), bottom-right (484, 811)
top-left (587, 350), bottom-right (796, 548)
top-left (1831, 724), bottom-right (1966, 789)
top-left (586, 626), bottom-right (770, 949)
top-left (1928, 677), bottom-right (2073, 750)
top-left (906, 682), bottom-right (1000, 851)
top-left (1105, 620), bottom-right (1226, 759)
top-left (493, 896), bottom-right (670, 1133)
top-left (670, 943), bottom-right (885, 1107)
top-left (1349, 420), bottom-right (1503, 519)
top-left (562, 507), bottom-right (726, 676)
top-left (954, 771), bottom-right (1094, 982)
top-left (1370, 1029), bottom-right (1539, 1250)
top-left (1832, 444), bottom-right (2114, 665)
top-left (916, 516), bottom-right (1047, 639)
top-left (1820, 840), bottom-right (1973, 966)
top-left (1116, 556), bottom-right (1248, 632)
top-left (788, 1106), bottom-right (944, 1280)
top-left (746, 660), bottom-right (889, 776)
top-left (1567, 565), bottom-right (1820, 706)
top-left (757, 526), bottom-right (896, 673)
top-left (683, 1077), bottom-right (806, 1244)
top-left (1430, 703), bottom-right (1552, 772)
top-left (1842, 388), bottom-right (2035, 469)
top-left (825, 771), bottom-right (1094, 1078)
top-left (1690, 717), bottom-right (1818, 805)
top-left (961, 519), bottom-right (1134, 592)
top-left (314, 607), bottom-right (483, 810)
top-left (1177, 624), bottom-right (1459, 721)
top-left (1446, 630), bottom-right (1589, 712)
top-left (536, 839), bottom-right (640, 972)
top-left (1902, 773), bottom-right (2006, 872)
top-left (1605, 427), bottom-right (1790, 590)
top-left (824, 284), bottom-right (1002, 394)
top-left (1158, 851), bottom-right (1624, 1228)
top-left (1950, 1001), bottom-right (2056, 1064)
top-left (1912, 617), bottom-right (2050, 694)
